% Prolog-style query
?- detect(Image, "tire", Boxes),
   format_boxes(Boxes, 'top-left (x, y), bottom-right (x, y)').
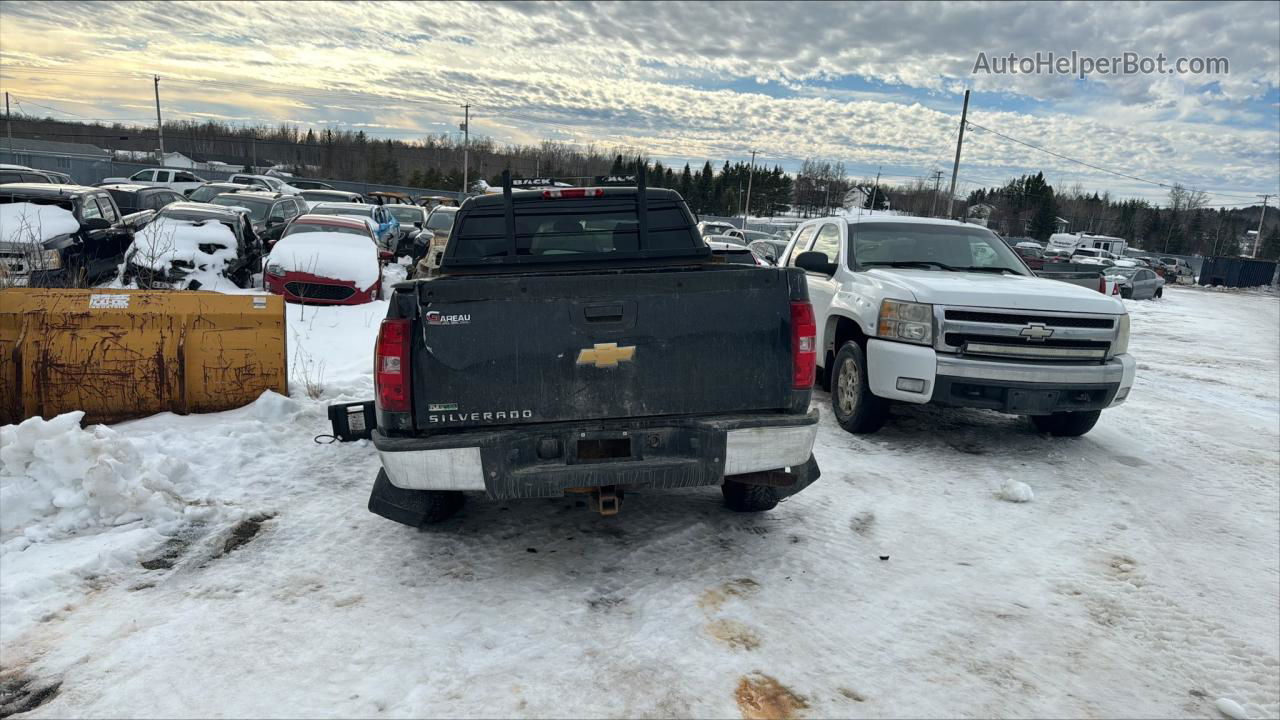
top-left (830, 341), bottom-right (889, 434)
top-left (1155, 287), bottom-right (1163, 299)
top-left (722, 480), bottom-right (779, 512)
top-left (1029, 409), bottom-right (1102, 437)
top-left (1121, 288), bottom-right (1132, 299)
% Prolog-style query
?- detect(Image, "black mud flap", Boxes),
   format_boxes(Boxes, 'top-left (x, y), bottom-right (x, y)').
top-left (368, 470), bottom-right (431, 527)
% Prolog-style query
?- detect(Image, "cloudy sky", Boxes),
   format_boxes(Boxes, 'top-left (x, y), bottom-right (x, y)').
top-left (1, 0), bottom-right (1277, 204)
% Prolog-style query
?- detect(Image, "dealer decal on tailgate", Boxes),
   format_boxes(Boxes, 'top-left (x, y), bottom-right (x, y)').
top-left (425, 311), bottom-right (470, 326)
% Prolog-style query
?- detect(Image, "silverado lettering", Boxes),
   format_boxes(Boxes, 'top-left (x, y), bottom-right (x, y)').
top-left (427, 410), bottom-right (533, 423)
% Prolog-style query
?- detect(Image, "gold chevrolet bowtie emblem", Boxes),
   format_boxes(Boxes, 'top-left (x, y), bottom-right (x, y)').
top-left (577, 342), bottom-right (635, 368)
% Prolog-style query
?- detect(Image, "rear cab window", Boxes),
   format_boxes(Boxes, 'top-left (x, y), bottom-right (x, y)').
top-left (447, 192), bottom-right (703, 266)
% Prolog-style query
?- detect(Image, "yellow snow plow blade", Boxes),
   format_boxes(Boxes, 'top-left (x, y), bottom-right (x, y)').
top-left (0, 289), bottom-right (288, 426)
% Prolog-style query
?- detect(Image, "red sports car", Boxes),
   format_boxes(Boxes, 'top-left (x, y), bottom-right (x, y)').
top-left (263, 214), bottom-right (388, 305)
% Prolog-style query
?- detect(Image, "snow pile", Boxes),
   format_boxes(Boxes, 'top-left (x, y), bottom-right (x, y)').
top-left (268, 231), bottom-right (379, 290)
top-left (250, 390), bottom-right (302, 422)
top-left (0, 412), bottom-right (194, 551)
top-left (998, 479), bottom-right (1034, 503)
top-left (0, 202), bottom-right (80, 244)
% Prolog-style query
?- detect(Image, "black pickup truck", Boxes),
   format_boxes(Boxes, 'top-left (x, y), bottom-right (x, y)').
top-left (368, 177), bottom-right (821, 525)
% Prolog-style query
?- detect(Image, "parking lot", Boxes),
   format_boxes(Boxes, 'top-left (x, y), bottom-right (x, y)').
top-left (2, 285), bottom-right (1276, 719)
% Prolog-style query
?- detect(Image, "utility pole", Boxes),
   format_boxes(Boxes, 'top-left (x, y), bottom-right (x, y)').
top-left (870, 166), bottom-right (882, 213)
top-left (461, 104), bottom-right (470, 196)
top-left (1211, 211), bottom-right (1225, 257)
top-left (153, 75), bottom-right (165, 165)
top-left (929, 170), bottom-right (945, 217)
top-left (743, 149), bottom-right (757, 228)
top-left (1254, 194), bottom-right (1272, 258)
top-left (946, 89), bottom-right (970, 220)
top-left (4, 92), bottom-right (11, 157)
top-left (251, 135), bottom-right (257, 172)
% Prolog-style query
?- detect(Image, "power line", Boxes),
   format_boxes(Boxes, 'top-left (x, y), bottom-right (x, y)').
top-left (965, 120), bottom-right (1262, 201)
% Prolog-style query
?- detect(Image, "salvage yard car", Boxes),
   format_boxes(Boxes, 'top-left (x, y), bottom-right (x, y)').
top-left (0, 163), bottom-right (68, 184)
top-left (0, 183), bottom-right (133, 286)
top-left (1106, 266), bottom-right (1164, 299)
top-left (184, 181), bottom-right (247, 204)
top-left (228, 173), bottom-right (302, 195)
top-left (384, 203), bottom-right (428, 257)
top-left (369, 179), bottom-right (821, 526)
top-left (696, 220), bottom-right (739, 238)
top-left (98, 183), bottom-right (185, 216)
top-left (263, 213), bottom-right (383, 304)
top-left (300, 189), bottom-right (363, 208)
top-left (412, 205), bottom-right (458, 270)
top-left (119, 202), bottom-right (262, 290)
top-left (288, 179), bottom-right (335, 190)
top-left (211, 190), bottom-right (308, 247)
top-left (308, 201), bottom-right (400, 252)
top-left (783, 215), bottom-right (1134, 437)
top-left (100, 168), bottom-right (208, 194)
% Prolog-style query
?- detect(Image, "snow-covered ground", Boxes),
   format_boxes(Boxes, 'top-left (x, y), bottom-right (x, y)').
top-left (2, 286), bottom-right (1277, 719)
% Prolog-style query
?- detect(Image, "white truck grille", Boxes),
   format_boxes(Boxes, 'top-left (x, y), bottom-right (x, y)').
top-left (935, 306), bottom-right (1117, 362)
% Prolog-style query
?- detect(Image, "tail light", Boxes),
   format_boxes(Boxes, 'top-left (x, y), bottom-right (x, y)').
top-left (542, 188), bottom-right (604, 199)
top-left (790, 301), bottom-right (817, 389)
top-left (375, 318), bottom-right (411, 412)
top-left (1111, 281), bottom-right (1121, 295)
top-left (1097, 276), bottom-right (1106, 294)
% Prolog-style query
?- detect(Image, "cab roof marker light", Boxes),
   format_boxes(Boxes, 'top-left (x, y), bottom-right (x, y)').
top-left (542, 188), bottom-right (605, 199)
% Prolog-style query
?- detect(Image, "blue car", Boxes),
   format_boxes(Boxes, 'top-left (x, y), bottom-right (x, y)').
top-left (307, 202), bottom-right (400, 251)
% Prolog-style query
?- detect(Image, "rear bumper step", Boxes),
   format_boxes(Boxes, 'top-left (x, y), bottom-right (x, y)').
top-left (372, 411), bottom-right (820, 500)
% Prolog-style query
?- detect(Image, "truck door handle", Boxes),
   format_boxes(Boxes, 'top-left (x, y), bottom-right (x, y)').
top-left (583, 304), bottom-right (625, 322)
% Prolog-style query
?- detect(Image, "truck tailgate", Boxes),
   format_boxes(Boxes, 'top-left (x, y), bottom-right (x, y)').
top-left (413, 265), bottom-right (802, 430)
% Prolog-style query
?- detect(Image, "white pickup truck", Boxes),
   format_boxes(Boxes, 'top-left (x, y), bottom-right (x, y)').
top-left (784, 215), bottom-right (1135, 437)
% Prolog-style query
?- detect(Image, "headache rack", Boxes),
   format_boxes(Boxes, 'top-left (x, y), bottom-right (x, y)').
top-left (440, 166), bottom-right (710, 272)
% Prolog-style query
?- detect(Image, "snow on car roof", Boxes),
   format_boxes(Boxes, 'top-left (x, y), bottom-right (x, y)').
top-left (268, 231), bottom-right (379, 290)
top-left (0, 202), bottom-right (80, 245)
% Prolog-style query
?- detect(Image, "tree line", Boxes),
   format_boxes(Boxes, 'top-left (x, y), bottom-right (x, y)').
top-left (958, 173), bottom-right (1277, 258)
top-left (7, 113), bottom-right (1275, 256)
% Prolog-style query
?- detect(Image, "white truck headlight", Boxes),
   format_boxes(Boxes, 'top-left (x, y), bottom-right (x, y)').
top-left (1113, 314), bottom-right (1130, 355)
top-left (266, 263), bottom-right (285, 277)
top-left (41, 249), bottom-right (62, 270)
top-left (878, 299), bottom-right (933, 345)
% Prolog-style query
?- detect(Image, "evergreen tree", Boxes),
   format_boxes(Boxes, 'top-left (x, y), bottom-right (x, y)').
top-left (697, 161), bottom-right (714, 213)
top-left (678, 164), bottom-right (693, 203)
top-left (610, 154), bottom-right (625, 175)
top-left (1030, 193), bottom-right (1058, 240)
top-left (1259, 225), bottom-right (1280, 261)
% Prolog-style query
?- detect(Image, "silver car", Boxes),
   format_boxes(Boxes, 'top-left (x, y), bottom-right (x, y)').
top-left (1106, 266), bottom-right (1165, 299)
